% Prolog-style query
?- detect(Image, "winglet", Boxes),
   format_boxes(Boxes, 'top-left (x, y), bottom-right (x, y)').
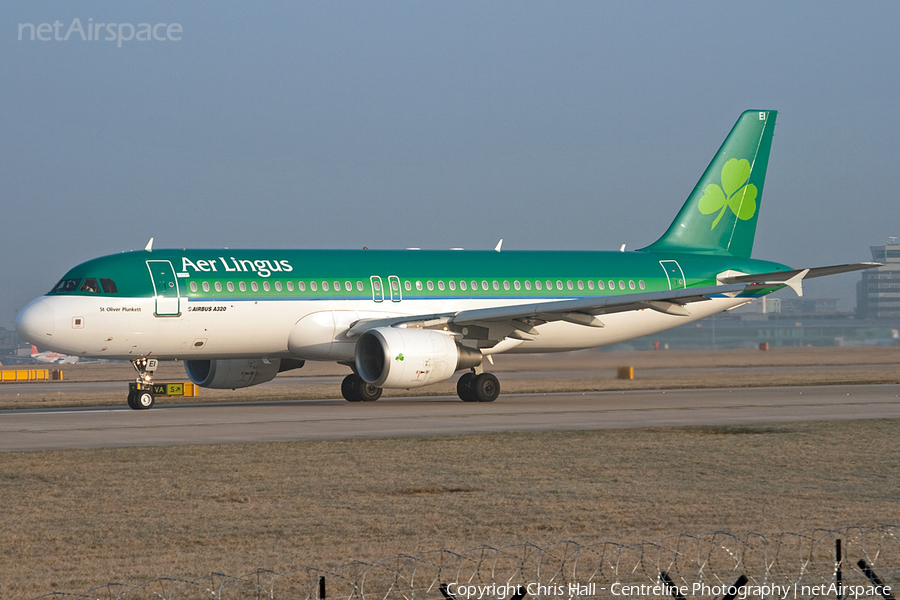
top-left (494, 239), bottom-right (503, 252)
top-left (144, 238), bottom-right (154, 252)
top-left (783, 268), bottom-right (809, 297)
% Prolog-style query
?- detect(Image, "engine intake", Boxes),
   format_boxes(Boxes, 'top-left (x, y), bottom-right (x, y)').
top-left (355, 327), bottom-right (482, 388)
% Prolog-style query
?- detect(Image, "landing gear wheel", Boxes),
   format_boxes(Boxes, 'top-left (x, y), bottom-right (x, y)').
top-left (473, 373), bottom-right (500, 402)
top-left (341, 374), bottom-right (362, 402)
top-left (127, 390), bottom-right (138, 410)
top-left (358, 382), bottom-right (382, 402)
top-left (341, 374), bottom-right (382, 402)
top-left (457, 372), bottom-right (477, 402)
top-left (135, 390), bottom-right (155, 410)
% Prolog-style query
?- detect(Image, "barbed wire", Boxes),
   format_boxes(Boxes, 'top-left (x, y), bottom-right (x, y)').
top-left (31, 525), bottom-right (899, 600)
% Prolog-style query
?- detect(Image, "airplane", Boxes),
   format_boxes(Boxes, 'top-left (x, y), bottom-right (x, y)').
top-left (15, 110), bottom-right (878, 410)
top-left (30, 344), bottom-right (79, 364)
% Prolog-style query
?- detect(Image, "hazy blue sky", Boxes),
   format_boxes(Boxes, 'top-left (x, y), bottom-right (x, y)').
top-left (2, 1), bottom-right (898, 327)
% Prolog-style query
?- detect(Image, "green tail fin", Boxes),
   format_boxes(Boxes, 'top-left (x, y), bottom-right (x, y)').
top-left (640, 110), bottom-right (777, 258)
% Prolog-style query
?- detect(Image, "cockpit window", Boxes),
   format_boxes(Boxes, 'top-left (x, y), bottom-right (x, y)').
top-left (100, 278), bottom-right (118, 294)
top-left (79, 278), bottom-right (101, 293)
top-left (52, 278), bottom-right (81, 293)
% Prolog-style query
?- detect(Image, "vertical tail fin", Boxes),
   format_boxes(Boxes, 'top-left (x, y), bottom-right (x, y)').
top-left (640, 110), bottom-right (777, 258)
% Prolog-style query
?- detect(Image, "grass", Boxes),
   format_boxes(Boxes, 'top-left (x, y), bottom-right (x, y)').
top-left (1, 420), bottom-right (898, 598)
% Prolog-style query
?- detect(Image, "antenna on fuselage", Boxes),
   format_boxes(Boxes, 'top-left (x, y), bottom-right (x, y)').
top-left (495, 239), bottom-right (503, 252)
top-left (144, 238), bottom-right (154, 252)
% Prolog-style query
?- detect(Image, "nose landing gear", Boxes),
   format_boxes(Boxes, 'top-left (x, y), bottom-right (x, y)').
top-left (128, 357), bottom-right (157, 410)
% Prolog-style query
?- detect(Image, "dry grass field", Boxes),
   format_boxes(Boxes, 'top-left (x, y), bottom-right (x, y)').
top-left (1, 422), bottom-right (898, 598)
top-left (1, 346), bottom-right (899, 598)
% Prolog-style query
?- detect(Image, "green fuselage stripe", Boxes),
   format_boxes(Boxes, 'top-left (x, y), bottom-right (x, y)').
top-left (48, 249), bottom-right (791, 301)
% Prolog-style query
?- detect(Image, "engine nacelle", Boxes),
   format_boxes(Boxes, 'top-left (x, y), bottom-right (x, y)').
top-left (355, 327), bottom-right (482, 388)
top-left (184, 358), bottom-right (295, 389)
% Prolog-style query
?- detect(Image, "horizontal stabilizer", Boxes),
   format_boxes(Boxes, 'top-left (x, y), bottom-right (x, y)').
top-left (718, 262), bottom-right (881, 297)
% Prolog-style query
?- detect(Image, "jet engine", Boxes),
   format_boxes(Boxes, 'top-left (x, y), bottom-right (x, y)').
top-left (184, 358), bottom-right (304, 389)
top-left (355, 327), bottom-right (482, 388)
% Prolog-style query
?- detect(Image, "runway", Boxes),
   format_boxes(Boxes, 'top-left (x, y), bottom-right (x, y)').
top-left (2, 384), bottom-right (899, 452)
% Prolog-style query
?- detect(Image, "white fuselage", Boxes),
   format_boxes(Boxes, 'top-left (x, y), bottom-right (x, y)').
top-left (20, 293), bottom-right (747, 362)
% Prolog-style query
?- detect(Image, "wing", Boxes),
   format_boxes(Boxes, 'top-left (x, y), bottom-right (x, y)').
top-left (345, 261), bottom-right (880, 348)
top-left (346, 283), bottom-right (748, 341)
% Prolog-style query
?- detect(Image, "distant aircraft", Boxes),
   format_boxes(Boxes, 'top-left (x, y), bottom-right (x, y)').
top-left (30, 345), bottom-right (79, 364)
top-left (16, 110), bottom-right (877, 409)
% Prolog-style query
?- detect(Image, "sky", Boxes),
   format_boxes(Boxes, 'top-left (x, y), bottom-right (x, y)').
top-left (2, 1), bottom-right (898, 328)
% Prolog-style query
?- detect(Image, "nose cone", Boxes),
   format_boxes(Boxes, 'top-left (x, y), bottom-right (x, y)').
top-left (16, 298), bottom-right (56, 344)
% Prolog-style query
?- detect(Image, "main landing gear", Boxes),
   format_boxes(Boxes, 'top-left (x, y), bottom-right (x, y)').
top-left (456, 370), bottom-right (500, 402)
top-left (339, 369), bottom-right (500, 403)
top-left (341, 373), bottom-right (383, 402)
top-left (127, 357), bottom-right (158, 410)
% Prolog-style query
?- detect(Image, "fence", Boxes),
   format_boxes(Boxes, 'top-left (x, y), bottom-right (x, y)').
top-left (31, 526), bottom-right (899, 600)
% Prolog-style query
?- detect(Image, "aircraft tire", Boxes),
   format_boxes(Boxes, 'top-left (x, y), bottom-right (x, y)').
top-left (135, 390), bottom-right (155, 410)
top-left (473, 373), bottom-right (500, 402)
top-left (127, 390), bottom-right (139, 410)
top-left (457, 373), bottom-right (477, 402)
top-left (358, 382), bottom-right (382, 402)
top-left (341, 374), bottom-right (363, 402)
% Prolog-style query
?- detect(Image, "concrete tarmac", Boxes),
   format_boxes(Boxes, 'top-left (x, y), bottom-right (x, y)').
top-left (1, 384), bottom-right (899, 452)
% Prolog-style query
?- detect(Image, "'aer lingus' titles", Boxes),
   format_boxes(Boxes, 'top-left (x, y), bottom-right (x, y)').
top-left (181, 257), bottom-right (293, 278)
